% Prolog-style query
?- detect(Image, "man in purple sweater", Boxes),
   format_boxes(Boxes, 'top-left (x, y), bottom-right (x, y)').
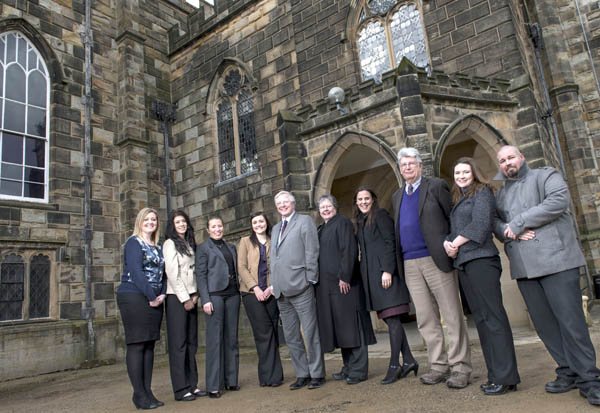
top-left (392, 147), bottom-right (471, 389)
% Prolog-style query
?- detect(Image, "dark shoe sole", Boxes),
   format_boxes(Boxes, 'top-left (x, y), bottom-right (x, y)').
top-left (546, 383), bottom-right (576, 393)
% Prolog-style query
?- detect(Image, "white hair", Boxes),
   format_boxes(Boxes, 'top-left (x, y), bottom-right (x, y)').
top-left (274, 190), bottom-right (296, 203)
top-left (397, 147), bottom-right (422, 163)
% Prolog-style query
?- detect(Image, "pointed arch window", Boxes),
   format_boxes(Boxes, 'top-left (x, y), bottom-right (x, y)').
top-left (356, 1), bottom-right (429, 82)
top-left (215, 68), bottom-right (258, 182)
top-left (0, 31), bottom-right (50, 202)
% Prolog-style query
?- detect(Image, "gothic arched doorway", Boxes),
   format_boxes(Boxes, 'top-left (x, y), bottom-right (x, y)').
top-left (435, 115), bottom-right (529, 327)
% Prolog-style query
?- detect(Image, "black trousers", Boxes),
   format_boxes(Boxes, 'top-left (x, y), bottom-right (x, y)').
top-left (459, 256), bottom-right (520, 385)
top-left (341, 314), bottom-right (369, 380)
top-left (242, 293), bottom-right (284, 386)
top-left (166, 294), bottom-right (198, 398)
top-left (205, 294), bottom-right (240, 392)
top-left (518, 268), bottom-right (600, 390)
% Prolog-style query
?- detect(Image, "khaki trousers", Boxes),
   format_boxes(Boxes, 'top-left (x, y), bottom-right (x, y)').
top-left (404, 256), bottom-right (471, 374)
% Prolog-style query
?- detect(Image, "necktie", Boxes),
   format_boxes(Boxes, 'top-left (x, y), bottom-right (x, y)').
top-left (407, 184), bottom-right (414, 195)
top-left (277, 220), bottom-right (287, 248)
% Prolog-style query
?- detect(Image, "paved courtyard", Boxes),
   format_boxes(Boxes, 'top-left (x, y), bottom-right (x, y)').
top-left (1, 307), bottom-right (600, 412)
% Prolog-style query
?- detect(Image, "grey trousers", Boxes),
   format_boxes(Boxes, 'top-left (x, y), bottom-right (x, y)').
top-left (518, 268), bottom-right (600, 390)
top-left (277, 286), bottom-right (325, 379)
top-left (204, 294), bottom-right (240, 392)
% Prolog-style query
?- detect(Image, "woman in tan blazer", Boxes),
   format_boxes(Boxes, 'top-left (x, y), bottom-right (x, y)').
top-left (164, 210), bottom-right (205, 401)
top-left (237, 211), bottom-right (284, 387)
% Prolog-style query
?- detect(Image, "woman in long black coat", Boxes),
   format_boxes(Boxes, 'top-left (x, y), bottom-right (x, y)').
top-left (316, 195), bottom-right (376, 384)
top-left (354, 187), bottom-right (417, 385)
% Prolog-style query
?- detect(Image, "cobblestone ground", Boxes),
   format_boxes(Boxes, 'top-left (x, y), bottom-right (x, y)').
top-left (2, 311), bottom-right (600, 412)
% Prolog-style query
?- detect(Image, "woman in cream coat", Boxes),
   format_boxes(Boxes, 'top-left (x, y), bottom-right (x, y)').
top-left (164, 210), bottom-right (205, 401)
top-left (237, 211), bottom-right (284, 387)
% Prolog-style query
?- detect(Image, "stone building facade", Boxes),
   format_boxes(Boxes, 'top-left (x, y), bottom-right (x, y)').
top-left (0, 0), bottom-right (599, 380)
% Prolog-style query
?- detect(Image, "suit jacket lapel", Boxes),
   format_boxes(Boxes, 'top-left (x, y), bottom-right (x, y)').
top-left (418, 177), bottom-right (429, 217)
top-left (208, 239), bottom-right (226, 263)
top-left (279, 214), bottom-right (297, 246)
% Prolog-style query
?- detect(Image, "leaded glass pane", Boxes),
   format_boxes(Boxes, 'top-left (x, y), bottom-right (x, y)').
top-left (0, 65), bottom-right (3, 99)
top-left (25, 137), bottom-right (45, 168)
top-left (390, 4), bottom-right (429, 69)
top-left (217, 100), bottom-right (236, 181)
top-left (368, 0), bottom-right (397, 15)
top-left (358, 20), bottom-right (391, 82)
top-left (29, 254), bottom-right (50, 318)
top-left (237, 90), bottom-right (258, 175)
top-left (28, 49), bottom-right (37, 71)
top-left (223, 69), bottom-right (242, 97)
top-left (0, 36), bottom-right (5, 63)
top-left (6, 64), bottom-right (26, 102)
top-left (17, 36), bottom-right (26, 68)
top-left (4, 100), bottom-right (25, 133)
top-left (28, 71), bottom-right (47, 108)
top-left (0, 254), bottom-right (24, 321)
top-left (359, 9), bottom-right (366, 23)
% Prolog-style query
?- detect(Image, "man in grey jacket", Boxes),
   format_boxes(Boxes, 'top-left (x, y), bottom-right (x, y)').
top-left (494, 145), bottom-right (600, 406)
top-left (270, 191), bottom-right (325, 390)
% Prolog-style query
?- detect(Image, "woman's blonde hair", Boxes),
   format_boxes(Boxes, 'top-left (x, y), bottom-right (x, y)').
top-left (133, 207), bottom-right (160, 244)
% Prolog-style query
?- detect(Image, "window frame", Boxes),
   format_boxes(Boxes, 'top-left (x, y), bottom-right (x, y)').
top-left (0, 30), bottom-right (51, 204)
top-left (0, 250), bottom-right (55, 323)
top-left (355, 0), bottom-right (431, 82)
top-left (214, 66), bottom-right (258, 183)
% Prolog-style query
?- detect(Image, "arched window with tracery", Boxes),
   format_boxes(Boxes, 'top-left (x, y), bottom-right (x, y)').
top-left (215, 68), bottom-right (258, 182)
top-left (356, 0), bottom-right (429, 82)
top-left (0, 31), bottom-right (50, 202)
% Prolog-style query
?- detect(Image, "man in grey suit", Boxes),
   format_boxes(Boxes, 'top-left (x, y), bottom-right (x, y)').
top-left (494, 145), bottom-right (600, 407)
top-left (270, 190), bottom-right (325, 390)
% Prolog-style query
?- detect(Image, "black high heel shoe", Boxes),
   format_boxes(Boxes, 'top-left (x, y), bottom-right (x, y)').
top-left (400, 362), bottom-right (419, 379)
top-left (380, 365), bottom-right (402, 385)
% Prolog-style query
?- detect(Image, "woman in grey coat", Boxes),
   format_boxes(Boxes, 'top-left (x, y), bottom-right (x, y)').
top-left (444, 157), bottom-right (521, 396)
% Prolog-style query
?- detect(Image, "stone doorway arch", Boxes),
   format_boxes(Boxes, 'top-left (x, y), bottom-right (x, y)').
top-left (435, 115), bottom-right (528, 327)
top-left (312, 130), bottom-right (401, 217)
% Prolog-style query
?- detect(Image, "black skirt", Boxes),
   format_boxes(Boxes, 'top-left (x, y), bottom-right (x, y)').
top-left (117, 292), bottom-right (164, 344)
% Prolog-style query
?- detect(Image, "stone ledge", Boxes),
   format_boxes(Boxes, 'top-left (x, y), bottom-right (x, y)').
top-left (0, 200), bottom-right (59, 211)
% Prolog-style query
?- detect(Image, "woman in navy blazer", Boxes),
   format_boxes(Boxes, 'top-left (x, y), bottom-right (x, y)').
top-left (195, 216), bottom-right (240, 398)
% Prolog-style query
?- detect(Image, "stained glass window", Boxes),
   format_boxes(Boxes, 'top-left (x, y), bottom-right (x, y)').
top-left (357, 1), bottom-right (430, 82)
top-left (0, 32), bottom-right (49, 202)
top-left (215, 69), bottom-right (258, 181)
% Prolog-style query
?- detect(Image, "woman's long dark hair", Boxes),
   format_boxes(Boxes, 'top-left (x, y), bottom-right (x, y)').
top-left (248, 211), bottom-right (271, 247)
top-left (450, 157), bottom-right (491, 204)
top-left (353, 186), bottom-right (379, 229)
top-left (165, 210), bottom-right (196, 256)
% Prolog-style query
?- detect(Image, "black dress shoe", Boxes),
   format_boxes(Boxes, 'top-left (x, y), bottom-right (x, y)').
top-left (132, 395), bottom-right (157, 410)
top-left (149, 393), bottom-right (164, 407)
top-left (332, 371), bottom-right (347, 381)
top-left (345, 376), bottom-right (366, 385)
top-left (480, 381), bottom-right (492, 391)
top-left (269, 382), bottom-right (282, 387)
top-left (545, 377), bottom-right (576, 393)
top-left (400, 362), bottom-right (419, 379)
top-left (289, 377), bottom-right (310, 390)
top-left (208, 391), bottom-right (221, 399)
top-left (193, 389), bottom-right (208, 397)
top-left (380, 365), bottom-right (402, 385)
top-left (308, 378), bottom-right (325, 389)
top-left (226, 385), bottom-right (240, 391)
top-left (175, 392), bottom-right (196, 402)
top-left (483, 383), bottom-right (517, 395)
top-left (579, 387), bottom-right (600, 406)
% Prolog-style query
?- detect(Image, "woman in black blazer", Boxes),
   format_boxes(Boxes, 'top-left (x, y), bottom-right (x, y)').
top-left (196, 216), bottom-right (240, 398)
top-left (354, 187), bottom-right (417, 385)
top-left (444, 157), bottom-right (520, 395)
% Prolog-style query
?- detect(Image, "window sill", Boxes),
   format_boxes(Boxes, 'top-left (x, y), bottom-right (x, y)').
top-left (215, 169), bottom-right (258, 188)
top-left (0, 200), bottom-right (59, 211)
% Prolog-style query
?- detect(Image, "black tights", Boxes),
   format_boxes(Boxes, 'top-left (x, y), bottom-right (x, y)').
top-left (126, 341), bottom-right (156, 401)
top-left (384, 315), bottom-right (415, 367)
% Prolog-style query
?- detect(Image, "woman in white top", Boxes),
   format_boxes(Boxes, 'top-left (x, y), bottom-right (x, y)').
top-left (164, 210), bottom-right (205, 401)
